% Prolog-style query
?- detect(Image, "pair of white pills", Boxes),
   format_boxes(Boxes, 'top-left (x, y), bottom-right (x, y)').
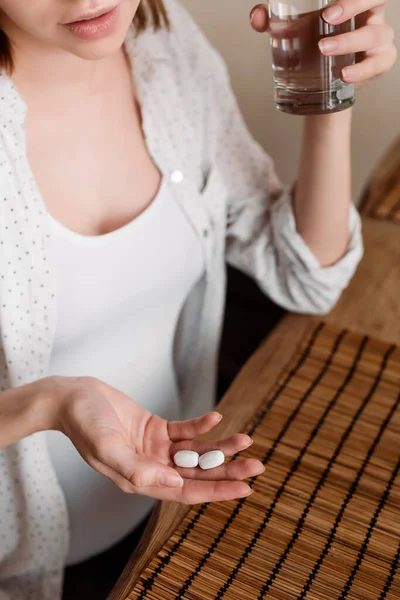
top-left (173, 450), bottom-right (224, 470)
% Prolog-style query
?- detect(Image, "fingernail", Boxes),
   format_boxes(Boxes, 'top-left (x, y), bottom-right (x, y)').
top-left (342, 66), bottom-right (355, 81)
top-left (250, 7), bottom-right (257, 24)
top-left (319, 39), bottom-right (338, 54)
top-left (159, 471), bottom-right (184, 487)
top-left (323, 4), bottom-right (344, 23)
top-left (245, 439), bottom-right (254, 448)
top-left (201, 412), bottom-right (222, 421)
top-left (243, 488), bottom-right (254, 497)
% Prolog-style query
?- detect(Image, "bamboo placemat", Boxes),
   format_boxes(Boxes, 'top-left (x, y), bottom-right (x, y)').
top-left (129, 323), bottom-right (400, 599)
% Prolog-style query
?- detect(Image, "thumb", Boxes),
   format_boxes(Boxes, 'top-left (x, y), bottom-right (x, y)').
top-left (250, 5), bottom-right (270, 33)
top-left (91, 436), bottom-right (184, 490)
top-left (128, 456), bottom-right (184, 490)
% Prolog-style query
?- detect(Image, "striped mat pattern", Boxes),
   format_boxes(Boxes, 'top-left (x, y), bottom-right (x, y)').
top-left (128, 323), bottom-right (400, 599)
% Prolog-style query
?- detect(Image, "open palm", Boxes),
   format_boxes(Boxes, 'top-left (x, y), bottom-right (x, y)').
top-left (56, 377), bottom-right (264, 504)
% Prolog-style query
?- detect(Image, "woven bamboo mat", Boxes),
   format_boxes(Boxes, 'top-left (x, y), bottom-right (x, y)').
top-left (129, 323), bottom-right (400, 600)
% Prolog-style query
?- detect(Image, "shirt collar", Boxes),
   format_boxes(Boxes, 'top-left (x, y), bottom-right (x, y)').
top-left (0, 70), bottom-right (27, 126)
top-left (124, 24), bottom-right (171, 73)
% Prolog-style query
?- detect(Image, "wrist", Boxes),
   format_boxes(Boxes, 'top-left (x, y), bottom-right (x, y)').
top-left (0, 379), bottom-right (57, 447)
top-left (22, 377), bottom-right (60, 433)
top-left (303, 108), bottom-right (352, 142)
top-left (28, 376), bottom-right (80, 433)
top-left (39, 375), bottom-right (104, 434)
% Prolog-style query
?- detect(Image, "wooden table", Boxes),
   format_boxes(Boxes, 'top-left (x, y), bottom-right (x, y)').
top-left (109, 214), bottom-right (400, 600)
top-left (359, 136), bottom-right (400, 222)
top-left (326, 217), bottom-right (400, 345)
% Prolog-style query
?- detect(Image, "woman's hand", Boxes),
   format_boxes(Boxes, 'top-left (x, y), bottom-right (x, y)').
top-left (250, 1), bottom-right (397, 84)
top-left (49, 376), bottom-right (263, 504)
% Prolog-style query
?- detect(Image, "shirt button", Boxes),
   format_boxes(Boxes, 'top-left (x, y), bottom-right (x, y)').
top-left (170, 170), bottom-right (184, 184)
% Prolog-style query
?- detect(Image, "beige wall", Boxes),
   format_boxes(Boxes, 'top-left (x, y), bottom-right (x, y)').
top-left (184, 0), bottom-right (400, 202)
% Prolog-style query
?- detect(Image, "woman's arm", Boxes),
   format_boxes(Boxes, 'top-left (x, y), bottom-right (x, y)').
top-left (249, 0), bottom-right (396, 268)
top-left (166, 0), bottom-right (363, 314)
top-left (0, 380), bottom-right (56, 448)
top-left (294, 110), bottom-right (352, 267)
top-left (0, 377), bottom-right (261, 501)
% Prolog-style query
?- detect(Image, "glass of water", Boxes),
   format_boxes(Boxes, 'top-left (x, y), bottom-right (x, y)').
top-left (268, 0), bottom-right (356, 115)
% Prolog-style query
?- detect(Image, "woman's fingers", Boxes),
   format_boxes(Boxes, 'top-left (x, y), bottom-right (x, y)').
top-left (322, 0), bottom-right (386, 25)
top-left (89, 433), bottom-right (184, 490)
top-left (250, 5), bottom-right (269, 33)
top-left (180, 479), bottom-right (253, 504)
top-left (144, 479), bottom-right (254, 504)
top-left (167, 411), bottom-right (222, 441)
top-left (171, 433), bottom-right (253, 457)
top-left (88, 434), bottom-right (263, 502)
top-left (319, 24), bottom-right (394, 56)
top-left (89, 458), bottom-right (138, 494)
top-left (317, 7), bottom-right (395, 84)
top-left (342, 44), bottom-right (397, 82)
top-left (93, 459), bottom-right (261, 503)
top-left (175, 458), bottom-right (265, 481)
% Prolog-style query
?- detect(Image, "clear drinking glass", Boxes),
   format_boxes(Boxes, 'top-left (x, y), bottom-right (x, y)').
top-left (268, 0), bottom-right (356, 115)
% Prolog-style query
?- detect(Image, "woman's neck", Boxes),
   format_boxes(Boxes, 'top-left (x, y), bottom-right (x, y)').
top-left (3, 17), bottom-right (121, 95)
top-left (12, 46), bottom-right (118, 95)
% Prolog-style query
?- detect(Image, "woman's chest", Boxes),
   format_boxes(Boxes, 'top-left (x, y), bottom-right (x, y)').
top-left (23, 73), bottom-right (162, 237)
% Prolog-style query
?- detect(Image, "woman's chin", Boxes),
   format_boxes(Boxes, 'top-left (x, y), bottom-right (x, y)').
top-left (66, 37), bottom-right (127, 61)
top-left (60, 2), bottom-right (135, 62)
top-left (63, 25), bottom-right (131, 61)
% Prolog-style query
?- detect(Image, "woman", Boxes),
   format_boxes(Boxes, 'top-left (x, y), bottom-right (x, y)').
top-left (0, 0), bottom-right (395, 598)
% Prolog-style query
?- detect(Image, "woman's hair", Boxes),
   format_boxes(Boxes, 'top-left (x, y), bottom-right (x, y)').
top-left (0, 0), bottom-right (169, 74)
top-left (136, 0), bottom-right (169, 32)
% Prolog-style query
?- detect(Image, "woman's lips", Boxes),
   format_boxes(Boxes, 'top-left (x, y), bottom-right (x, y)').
top-left (63, 6), bottom-right (119, 41)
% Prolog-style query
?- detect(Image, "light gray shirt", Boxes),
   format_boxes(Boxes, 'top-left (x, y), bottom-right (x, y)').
top-left (0, 1), bottom-right (362, 598)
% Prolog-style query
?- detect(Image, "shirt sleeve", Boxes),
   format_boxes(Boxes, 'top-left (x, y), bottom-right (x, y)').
top-left (168, 0), bottom-right (364, 315)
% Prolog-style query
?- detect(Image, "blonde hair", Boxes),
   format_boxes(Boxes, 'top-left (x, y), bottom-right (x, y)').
top-left (0, 0), bottom-right (169, 74)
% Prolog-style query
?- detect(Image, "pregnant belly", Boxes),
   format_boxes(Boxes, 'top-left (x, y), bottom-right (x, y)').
top-left (47, 429), bottom-right (157, 565)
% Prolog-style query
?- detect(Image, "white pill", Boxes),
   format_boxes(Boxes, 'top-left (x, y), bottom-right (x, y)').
top-left (199, 450), bottom-right (225, 470)
top-left (173, 450), bottom-right (199, 468)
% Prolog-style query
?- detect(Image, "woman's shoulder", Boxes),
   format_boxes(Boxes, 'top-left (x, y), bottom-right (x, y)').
top-left (163, 0), bottom-right (209, 49)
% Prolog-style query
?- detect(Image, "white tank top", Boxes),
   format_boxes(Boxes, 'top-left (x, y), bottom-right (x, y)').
top-left (46, 180), bottom-right (204, 565)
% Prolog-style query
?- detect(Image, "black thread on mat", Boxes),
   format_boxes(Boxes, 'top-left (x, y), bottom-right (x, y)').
top-left (257, 335), bottom-right (375, 597)
top-left (297, 345), bottom-right (397, 600)
top-left (379, 540), bottom-right (400, 599)
top-left (247, 321), bottom-right (325, 437)
top-left (339, 436), bottom-right (400, 599)
top-left (136, 322), bottom-right (324, 599)
top-left (180, 328), bottom-right (348, 600)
